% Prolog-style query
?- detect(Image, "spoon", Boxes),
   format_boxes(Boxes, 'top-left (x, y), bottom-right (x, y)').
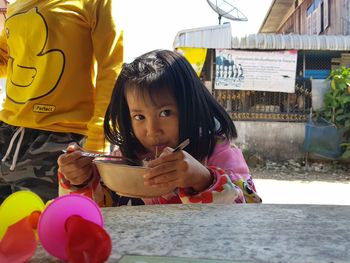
top-left (62, 139), bottom-right (189, 166)
top-left (61, 149), bottom-right (142, 166)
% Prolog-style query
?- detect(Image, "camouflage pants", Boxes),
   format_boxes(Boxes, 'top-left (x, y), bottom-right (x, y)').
top-left (0, 122), bottom-right (84, 204)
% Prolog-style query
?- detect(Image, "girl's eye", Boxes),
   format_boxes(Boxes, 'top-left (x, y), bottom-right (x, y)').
top-left (133, 114), bottom-right (144, 121)
top-left (160, 110), bottom-right (171, 117)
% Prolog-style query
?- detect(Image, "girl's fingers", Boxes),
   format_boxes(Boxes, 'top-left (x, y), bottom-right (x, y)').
top-left (76, 155), bottom-right (94, 167)
top-left (66, 143), bottom-right (84, 152)
top-left (63, 151), bottom-right (93, 165)
top-left (64, 164), bottom-right (92, 185)
top-left (58, 151), bottom-right (82, 166)
top-left (58, 152), bottom-right (93, 185)
top-left (150, 180), bottom-right (177, 189)
top-left (147, 150), bottom-right (183, 168)
top-left (144, 171), bottom-right (178, 186)
top-left (68, 168), bottom-right (92, 185)
top-left (158, 147), bottom-right (173, 157)
top-left (61, 156), bottom-right (93, 174)
top-left (143, 160), bottom-right (178, 180)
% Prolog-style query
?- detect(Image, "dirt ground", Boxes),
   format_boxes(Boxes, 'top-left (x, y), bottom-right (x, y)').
top-left (250, 160), bottom-right (350, 182)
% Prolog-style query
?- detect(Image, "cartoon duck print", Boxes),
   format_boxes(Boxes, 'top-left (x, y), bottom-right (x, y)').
top-left (5, 7), bottom-right (64, 104)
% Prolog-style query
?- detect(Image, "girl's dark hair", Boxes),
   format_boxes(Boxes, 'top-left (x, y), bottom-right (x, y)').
top-left (104, 49), bottom-right (237, 161)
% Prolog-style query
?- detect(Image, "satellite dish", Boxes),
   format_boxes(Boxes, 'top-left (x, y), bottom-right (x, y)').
top-left (206, 0), bottom-right (248, 24)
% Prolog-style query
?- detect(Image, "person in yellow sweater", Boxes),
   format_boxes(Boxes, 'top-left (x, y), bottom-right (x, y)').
top-left (0, 0), bottom-right (123, 203)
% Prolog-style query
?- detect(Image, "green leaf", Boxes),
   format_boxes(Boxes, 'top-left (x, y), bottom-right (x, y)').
top-left (339, 95), bottom-right (350, 104)
top-left (337, 82), bottom-right (347, 91)
top-left (331, 79), bottom-right (337, 91)
top-left (340, 149), bottom-right (350, 160)
top-left (345, 119), bottom-right (350, 128)
top-left (335, 108), bottom-right (344, 115)
top-left (336, 113), bottom-right (350, 121)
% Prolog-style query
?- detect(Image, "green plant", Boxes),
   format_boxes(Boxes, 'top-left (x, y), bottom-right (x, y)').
top-left (316, 66), bottom-right (350, 160)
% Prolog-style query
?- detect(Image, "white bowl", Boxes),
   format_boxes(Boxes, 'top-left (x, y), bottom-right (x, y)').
top-left (93, 159), bottom-right (174, 198)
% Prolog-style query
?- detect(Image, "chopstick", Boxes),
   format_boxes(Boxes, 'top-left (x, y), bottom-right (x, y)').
top-left (172, 138), bottom-right (190, 152)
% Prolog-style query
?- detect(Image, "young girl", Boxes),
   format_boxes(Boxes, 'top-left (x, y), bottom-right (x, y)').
top-left (58, 49), bottom-right (262, 206)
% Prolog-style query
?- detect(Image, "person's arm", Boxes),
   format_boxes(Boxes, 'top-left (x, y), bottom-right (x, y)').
top-left (83, 0), bottom-right (123, 152)
top-left (0, 28), bottom-right (8, 77)
top-left (57, 145), bottom-right (110, 207)
top-left (58, 165), bottom-right (106, 207)
top-left (206, 140), bottom-right (262, 203)
top-left (177, 166), bottom-right (246, 204)
top-left (178, 139), bottom-right (262, 204)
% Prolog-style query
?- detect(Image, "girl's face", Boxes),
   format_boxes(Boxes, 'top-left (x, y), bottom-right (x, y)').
top-left (125, 87), bottom-right (180, 155)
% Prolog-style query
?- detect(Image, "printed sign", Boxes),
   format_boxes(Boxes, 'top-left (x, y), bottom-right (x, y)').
top-left (215, 49), bottom-right (297, 93)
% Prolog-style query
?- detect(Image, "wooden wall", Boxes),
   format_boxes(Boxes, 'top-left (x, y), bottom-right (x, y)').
top-left (277, 0), bottom-right (349, 35)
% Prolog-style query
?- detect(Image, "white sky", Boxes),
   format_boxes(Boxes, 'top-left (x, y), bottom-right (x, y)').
top-left (114, 0), bottom-right (273, 62)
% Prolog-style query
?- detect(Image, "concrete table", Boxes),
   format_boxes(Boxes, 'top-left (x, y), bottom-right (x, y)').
top-left (32, 204), bottom-right (350, 263)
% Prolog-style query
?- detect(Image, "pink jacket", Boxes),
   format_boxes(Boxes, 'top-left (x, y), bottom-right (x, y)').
top-left (58, 138), bottom-right (262, 206)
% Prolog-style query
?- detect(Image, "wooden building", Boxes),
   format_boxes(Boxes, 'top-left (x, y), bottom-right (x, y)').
top-left (173, 23), bottom-right (350, 160)
top-left (259, 0), bottom-right (350, 35)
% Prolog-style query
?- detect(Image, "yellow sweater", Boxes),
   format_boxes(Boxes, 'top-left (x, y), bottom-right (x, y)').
top-left (0, 0), bottom-right (123, 151)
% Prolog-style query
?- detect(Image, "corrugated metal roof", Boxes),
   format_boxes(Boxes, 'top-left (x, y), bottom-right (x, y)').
top-left (173, 24), bottom-right (350, 51)
top-left (231, 34), bottom-right (350, 50)
top-left (173, 23), bottom-right (232, 49)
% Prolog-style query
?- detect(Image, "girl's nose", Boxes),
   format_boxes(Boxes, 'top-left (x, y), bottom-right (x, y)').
top-left (146, 119), bottom-right (161, 137)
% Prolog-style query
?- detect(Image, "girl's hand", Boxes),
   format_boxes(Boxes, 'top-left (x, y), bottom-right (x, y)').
top-left (57, 144), bottom-right (94, 186)
top-left (144, 148), bottom-right (213, 192)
